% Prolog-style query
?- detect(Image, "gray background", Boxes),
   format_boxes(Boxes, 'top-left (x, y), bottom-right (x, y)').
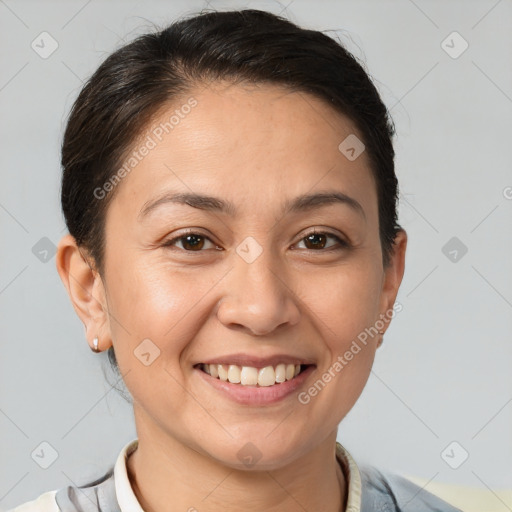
top-left (1, 0), bottom-right (511, 508)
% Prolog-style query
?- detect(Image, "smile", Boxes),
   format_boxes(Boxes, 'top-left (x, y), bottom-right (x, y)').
top-left (197, 363), bottom-right (310, 387)
top-left (194, 362), bottom-right (316, 405)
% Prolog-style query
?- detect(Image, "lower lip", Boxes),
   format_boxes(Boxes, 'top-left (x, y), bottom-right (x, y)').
top-left (194, 365), bottom-right (316, 406)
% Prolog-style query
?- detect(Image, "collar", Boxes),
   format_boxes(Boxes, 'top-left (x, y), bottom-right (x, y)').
top-left (114, 439), bottom-right (362, 512)
top-left (336, 441), bottom-right (362, 511)
top-left (114, 439), bottom-right (144, 512)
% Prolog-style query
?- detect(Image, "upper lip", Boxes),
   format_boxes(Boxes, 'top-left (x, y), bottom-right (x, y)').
top-left (196, 354), bottom-right (316, 368)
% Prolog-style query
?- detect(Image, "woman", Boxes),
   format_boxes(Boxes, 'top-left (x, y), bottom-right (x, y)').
top-left (13, 8), bottom-right (462, 512)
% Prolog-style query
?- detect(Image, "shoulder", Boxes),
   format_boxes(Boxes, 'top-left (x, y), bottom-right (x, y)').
top-left (9, 439), bottom-right (137, 512)
top-left (360, 465), bottom-right (464, 511)
top-left (8, 466), bottom-right (116, 512)
top-left (54, 466), bottom-right (117, 512)
top-left (8, 490), bottom-right (59, 512)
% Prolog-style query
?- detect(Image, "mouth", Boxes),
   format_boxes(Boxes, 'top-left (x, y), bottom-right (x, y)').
top-left (194, 362), bottom-right (313, 387)
top-left (193, 361), bottom-right (316, 405)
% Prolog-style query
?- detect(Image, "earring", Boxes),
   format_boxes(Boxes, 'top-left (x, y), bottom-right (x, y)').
top-left (91, 336), bottom-right (100, 353)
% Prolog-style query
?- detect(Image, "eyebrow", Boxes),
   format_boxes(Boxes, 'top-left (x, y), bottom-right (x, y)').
top-left (138, 190), bottom-right (366, 221)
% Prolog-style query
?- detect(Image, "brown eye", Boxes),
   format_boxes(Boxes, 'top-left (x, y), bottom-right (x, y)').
top-left (162, 232), bottom-right (217, 251)
top-left (180, 234), bottom-right (206, 251)
top-left (296, 231), bottom-right (347, 251)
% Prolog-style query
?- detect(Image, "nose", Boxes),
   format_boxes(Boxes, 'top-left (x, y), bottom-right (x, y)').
top-left (216, 245), bottom-right (301, 336)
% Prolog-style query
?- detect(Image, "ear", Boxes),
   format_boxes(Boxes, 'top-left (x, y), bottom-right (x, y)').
top-left (378, 229), bottom-right (407, 333)
top-left (55, 234), bottom-right (112, 352)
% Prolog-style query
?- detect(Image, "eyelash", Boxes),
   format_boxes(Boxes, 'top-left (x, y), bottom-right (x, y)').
top-left (161, 229), bottom-right (349, 253)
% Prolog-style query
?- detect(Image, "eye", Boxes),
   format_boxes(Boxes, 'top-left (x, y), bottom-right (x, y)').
top-left (295, 230), bottom-right (348, 251)
top-left (162, 229), bottom-right (348, 253)
top-left (162, 231), bottom-right (219, 252)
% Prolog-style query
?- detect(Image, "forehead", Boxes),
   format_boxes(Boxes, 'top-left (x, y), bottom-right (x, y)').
top-left (110, 81), bottom-right (377, 222)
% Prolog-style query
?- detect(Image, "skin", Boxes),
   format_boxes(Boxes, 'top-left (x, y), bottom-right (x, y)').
top-left (57, 81), bottom-right (407, 512)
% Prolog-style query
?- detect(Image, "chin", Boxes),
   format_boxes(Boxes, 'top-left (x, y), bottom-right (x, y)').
top-left (205, 436), bottom-right (303, 472)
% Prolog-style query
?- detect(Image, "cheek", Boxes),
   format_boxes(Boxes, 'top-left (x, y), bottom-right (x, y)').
top-left (104, 258), bottom-right (212, 411)
top-left (299, 259), bottom-right (382, 337)
top-left (301, 259), bottom-right (381, 394)
top-left (302, 274), bottom-right (379, 422)
top-left (105, 255), bottom-right (221, 356)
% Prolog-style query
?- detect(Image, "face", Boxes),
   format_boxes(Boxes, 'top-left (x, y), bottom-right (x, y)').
top-left (71, 82), bottom-right (406, 470)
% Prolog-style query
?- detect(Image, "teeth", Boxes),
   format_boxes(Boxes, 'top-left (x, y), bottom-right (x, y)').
top-left (218, 364), bottom-right (228, 381)
top-left (228, 365), bottom-right (241, 383)
top-left (275, 363), bottom-right (286, 383)
top-left (258, 366), bottom-right (275, 387)
top-left (240, 366), bottom-right (258, 386)
top-left (201, 363), bottom-right (305, 386)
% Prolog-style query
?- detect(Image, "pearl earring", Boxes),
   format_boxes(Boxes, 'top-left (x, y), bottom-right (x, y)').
top-left (91, 336), bottom-right (100, 353)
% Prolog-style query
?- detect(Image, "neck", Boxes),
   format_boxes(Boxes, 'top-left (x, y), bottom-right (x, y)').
top-left (126, 427), bottom-right (347, 512)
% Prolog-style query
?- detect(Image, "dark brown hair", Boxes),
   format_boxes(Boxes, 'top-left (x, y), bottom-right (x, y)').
top-left (61, 9), bottom-right (403, 379)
